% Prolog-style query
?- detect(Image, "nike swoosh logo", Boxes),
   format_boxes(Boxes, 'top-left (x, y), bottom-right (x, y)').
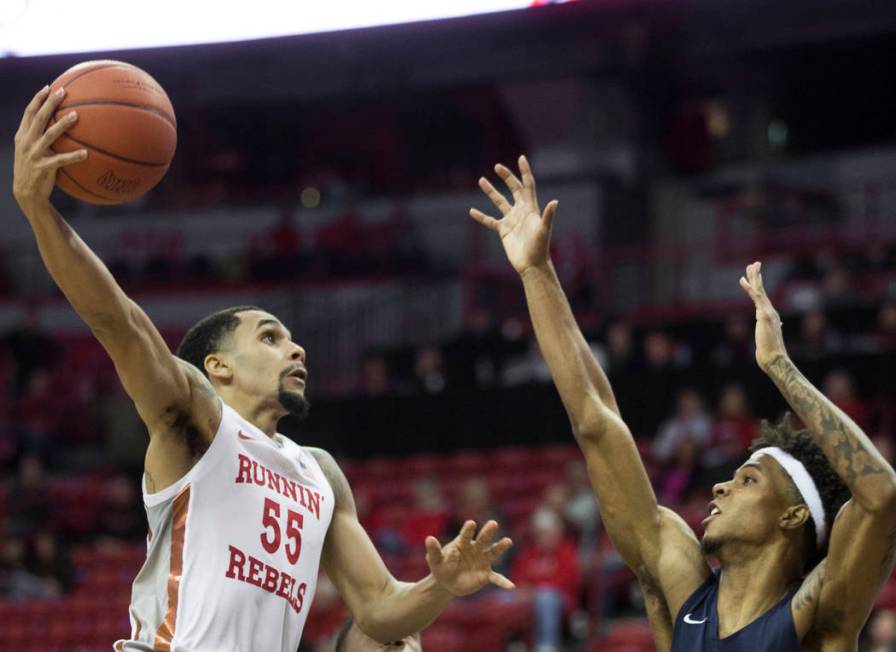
top-left (684, 614), bottom-right (708, 625)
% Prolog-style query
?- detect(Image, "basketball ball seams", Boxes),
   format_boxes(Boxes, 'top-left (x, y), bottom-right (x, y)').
top-left (58, 130), bottom-right (171, 167)
top-left (53, 62), bottom-right (127, 93)
top-left (57, 100), bottom-right (176, 129)
top-left (57, 168), bottom-right (117, 203)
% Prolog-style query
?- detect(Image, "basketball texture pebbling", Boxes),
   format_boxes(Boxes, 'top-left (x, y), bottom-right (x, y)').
top-left (49, 60), bottom-right (177, 205)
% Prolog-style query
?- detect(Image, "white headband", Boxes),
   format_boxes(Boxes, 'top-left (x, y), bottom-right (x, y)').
top-left (748, 446), bottom-right (827, 548)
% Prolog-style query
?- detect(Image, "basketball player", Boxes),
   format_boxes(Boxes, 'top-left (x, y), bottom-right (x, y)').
top-left (13, 86), bottom-right (514, 651)
top-left (471, 155), bottom-right (896, 650)
top-left (331, 619), bottom-right (422, 651)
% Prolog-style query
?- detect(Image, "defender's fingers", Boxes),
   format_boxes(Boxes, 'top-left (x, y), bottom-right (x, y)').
top-left (495, 164), bottom-right (523, 197)
top-left (36, 111), bottom-right (78, 152)
top-left (28, 87), bottom-right (66, 142)
top-left (518, 155), bottom-right (539, 206)
top-left (473, 520), bottom-right (498, 549)
top-left (425, 536), bottom-right (443, 565)
top-left (469, 208), bottom-right (500, 231)
top-left (479, 177), bottom-right (513, 215)
top-left (739, 276), bottom-right (758, 301)
top-left (489, 571), bottom-right (515, 590)
top-left (458, 520), bottom-right (477, 545)
top-left (18, 85), bottom-right (50, 134)
top-left (37, 149), bottom-right (87, 170)
top-left (542, 200), bottom-right (559, 229)
top-left (487, 537), bottom-right (513, 561)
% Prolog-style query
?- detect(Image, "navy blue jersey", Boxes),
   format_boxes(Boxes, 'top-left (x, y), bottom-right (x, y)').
top-left (670, 570), bottom-right (800, 652)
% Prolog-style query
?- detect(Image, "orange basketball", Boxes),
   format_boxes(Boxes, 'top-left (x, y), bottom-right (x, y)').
top-left (48, 60), bottom-right (177, 205)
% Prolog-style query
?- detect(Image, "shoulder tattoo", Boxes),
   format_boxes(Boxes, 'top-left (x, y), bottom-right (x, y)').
top-left (308, 447), bottom-right (356, 514)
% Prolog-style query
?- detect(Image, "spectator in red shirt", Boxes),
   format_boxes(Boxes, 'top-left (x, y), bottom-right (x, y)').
top-left (400, 477), bottom-right (449, 548)
top-left (699, 384), bottom-right (759, 487)
top-left (511, 508), bottom-right (580, 652)
top-left (824, 369), bottom-right (869, 431)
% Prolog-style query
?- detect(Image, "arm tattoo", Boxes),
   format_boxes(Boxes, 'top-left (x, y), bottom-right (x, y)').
top-left (766, 356), bottom-right (887, 486)
top-left (793, 560), bottom-right (825, 613)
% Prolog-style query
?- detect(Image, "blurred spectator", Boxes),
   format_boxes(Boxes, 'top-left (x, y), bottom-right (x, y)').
top-left (94, 475), bottom-right (145, 548)
top-left (820, 264), bottom-right (854, 309)
top-left (315, 204), bottom-right (366, 276)
top-left (360, 353), bottom-right (393, 397)
top-left (604, 320), bottom-right (640, 420)
top-left (698, 384), bottom-right (758, 486)
top-left (400, 477), bottom-right (449, 548)
top-left (7, 455), bottom-right (52, 537)
top-left (634, 331), bottom-right (682, 439)
top-left (413, 345), bottom-right (447, 395)
top-left (711, 315), bottom-right (754, 370)
top-left (14, 369), bottom-right (57, 461)
top-left (445, 307), bottom-right (507, 389)
top-left (511, 508), bottom-right (580, 652)
top-left (789, 309), bottom-right (842, 362)
top-left (876, 300), bottom-right (896, 352)
top-left (250, 207), bottom-right (305, 280)
top-left (562, 460), bottom-right (601, 557)
top-left (448, 477), bottom-right (513, 575)
top-left (0, 536), bottom-right (47, 599)
top-left (26, 530), bottom-right (74, 597)
top-left (653, 389), bottom-right (710, 503)
top-left (823, 369), bottom-right (869, 431)
top-left (98, 377), bottom-right (148, 473)
top-left (1, 303), bottom-right (59, 396)
top-left (867, 608), bottom-right (896, 652)
top-left (502, 337), bottom-right (552, 387)
top-left (653, 389), bottom-right (711, 464)
top-left (301, 572), bottom-right (348, 650)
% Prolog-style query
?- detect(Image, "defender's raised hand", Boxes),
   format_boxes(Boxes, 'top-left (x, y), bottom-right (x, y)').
top-left (739, 261), bottom-right (788, 373)
top-left (13, 86), bottom-right (87, 208)
top-left (425, 520), bottom-right (514, 596)
top-left (470, 155), bottom-right (559, 275)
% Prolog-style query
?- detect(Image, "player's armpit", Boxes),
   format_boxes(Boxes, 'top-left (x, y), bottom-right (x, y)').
top-left (811, 498), bottom-right (896, 643)
top-left (577, 407), bottom-right (710, 619)
top-left (95, 300), bottom-right (220, 442)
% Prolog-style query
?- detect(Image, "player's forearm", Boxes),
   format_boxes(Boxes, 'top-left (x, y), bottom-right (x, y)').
top-left (520, 261), bottom-right (620, 431)
top-left (357, 576), bottom-right (452, 643)
top-left (765, 354), bottom-right (896, 511)
top-left (18, 197), bottom-right (132, 328)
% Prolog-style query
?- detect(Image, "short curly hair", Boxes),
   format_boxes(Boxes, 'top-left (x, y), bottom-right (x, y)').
top-left (749, 413), bottom-right (851, 574)
top-left (175, 306), bottom-right (264, 378)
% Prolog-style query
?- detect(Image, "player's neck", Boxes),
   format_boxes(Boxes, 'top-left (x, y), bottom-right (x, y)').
top-left (716, 541), bottom-right (801, 634)
top-left (220, 391), bottom-right (283, 439)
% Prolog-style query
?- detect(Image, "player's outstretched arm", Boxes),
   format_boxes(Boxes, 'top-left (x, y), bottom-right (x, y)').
top-left (470, 156), bottom-right (710, 618)
top-left (740, 261), bottom-right (896, 641)
top-left (311, 448), bottom-right (513, 644)
top-left (12, 86), bottom-right (219, 446)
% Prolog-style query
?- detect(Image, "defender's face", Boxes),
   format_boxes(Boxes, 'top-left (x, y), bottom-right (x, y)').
top-left (230, 310), bottom-right (307, 407)
top-left (702, 456), bottom-right (790, 550)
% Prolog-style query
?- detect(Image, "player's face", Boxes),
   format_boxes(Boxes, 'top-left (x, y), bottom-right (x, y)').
top-left (702, 456), bottom-right (791, 553)
top-left (231, 310), bottom-right (307, 409)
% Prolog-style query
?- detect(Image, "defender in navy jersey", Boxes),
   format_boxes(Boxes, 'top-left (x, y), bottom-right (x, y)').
top-left (472, 156), bottom-right (896, 652)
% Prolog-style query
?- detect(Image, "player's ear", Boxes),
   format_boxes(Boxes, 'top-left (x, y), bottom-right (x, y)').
top-left (779, 504), bottom-right (810, 532)
top-left (205, 353), bottom-right (233, 383)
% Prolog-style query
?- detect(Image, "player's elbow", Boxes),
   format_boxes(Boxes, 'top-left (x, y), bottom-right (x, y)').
top-left (571, 404), bottom-right (620, 445)
top-left (866, 475), bottom-right (896, 514)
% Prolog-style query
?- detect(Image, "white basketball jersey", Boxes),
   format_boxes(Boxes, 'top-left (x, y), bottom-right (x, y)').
top-left (114, 402), bottom-right (334, 652)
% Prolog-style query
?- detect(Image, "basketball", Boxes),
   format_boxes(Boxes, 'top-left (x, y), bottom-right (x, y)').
top-left (48, 60), bottom-right (177, 205)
